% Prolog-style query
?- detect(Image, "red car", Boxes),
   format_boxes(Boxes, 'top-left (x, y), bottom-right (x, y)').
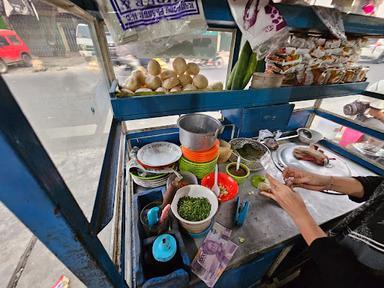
top-left (0, 29), bottom-right (32, 73)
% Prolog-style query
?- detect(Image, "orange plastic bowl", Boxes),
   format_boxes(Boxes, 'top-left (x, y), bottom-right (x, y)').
top-left (201, 172), bottom-right (238, 202)
top-left (182, 140), bottom-right (219, 163)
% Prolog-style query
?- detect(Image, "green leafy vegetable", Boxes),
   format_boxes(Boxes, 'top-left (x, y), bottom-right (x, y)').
top-left (177, 196), bottom-right (211, 222)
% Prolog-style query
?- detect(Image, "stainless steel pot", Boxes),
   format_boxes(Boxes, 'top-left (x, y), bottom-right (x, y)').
top-left (177, 114), bottom-right (223, 152)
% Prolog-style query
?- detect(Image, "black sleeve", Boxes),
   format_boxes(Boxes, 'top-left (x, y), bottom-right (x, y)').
top-left (349, 176), bottom-right (383, 203)
top-left (308, 237), bottom-right (383, 288)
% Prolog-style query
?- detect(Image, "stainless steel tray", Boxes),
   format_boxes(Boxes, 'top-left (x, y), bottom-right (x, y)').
top-left (272, 143), bottom-right (351, 177)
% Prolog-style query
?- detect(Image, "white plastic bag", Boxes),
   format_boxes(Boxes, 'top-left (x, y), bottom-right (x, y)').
top-left (97, 0), bottom-right (207, 45)
top-left (228, 0), bottom-right (289, 59)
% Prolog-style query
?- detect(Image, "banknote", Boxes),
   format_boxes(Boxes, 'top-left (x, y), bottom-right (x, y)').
top-left (191, 223), bottom-right (238, 287)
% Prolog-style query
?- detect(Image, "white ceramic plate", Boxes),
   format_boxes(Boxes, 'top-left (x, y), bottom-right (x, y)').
top-left (137, 142), bottom-right (182, 167)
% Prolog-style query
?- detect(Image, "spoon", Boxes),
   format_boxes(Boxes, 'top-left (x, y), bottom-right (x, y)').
top-left (212, 164), bottom-right (220, 196)
top-left (236, 155), bottom-right (241, 171)
top-left (173, 170), bottom-right (183, 181)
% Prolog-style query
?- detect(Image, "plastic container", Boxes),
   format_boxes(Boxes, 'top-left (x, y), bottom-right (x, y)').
top-left (171, 185), bottom-right (219, 234)
top-left (179, 156), bottom-right (218, 179)
top-left (201, 172), bottom-right (238, 202)
top-left (181, 139), bottom-right (219, 163)
top-left (226, 163), bottom-right (250, 185)
top-left (139, 201), bottom-right (170, 237)
top-left (251, 72), bottom-right (284, 89)
top-left (132, 187), bottom-right (190, 288)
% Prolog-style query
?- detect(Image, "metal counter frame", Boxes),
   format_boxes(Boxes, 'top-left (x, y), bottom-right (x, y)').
top-left (1, 0), bottom-right (384, 287)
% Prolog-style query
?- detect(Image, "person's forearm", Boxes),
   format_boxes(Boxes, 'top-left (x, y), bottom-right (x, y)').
top-left (368, 108), bottom-right (384, 122)
top-left (327, 176), bottom-right (364, 198)
top-left (293, 211), bottom-right (327, 246)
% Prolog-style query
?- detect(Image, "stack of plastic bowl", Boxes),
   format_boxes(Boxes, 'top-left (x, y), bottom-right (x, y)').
top-left (179, 140), bottom-right (219, 179)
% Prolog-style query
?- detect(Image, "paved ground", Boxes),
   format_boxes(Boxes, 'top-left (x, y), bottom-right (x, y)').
top-left (0, 57), bottom-right (383, 287)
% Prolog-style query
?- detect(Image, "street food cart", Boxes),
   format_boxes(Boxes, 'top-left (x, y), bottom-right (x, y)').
top-left (1, 0), bottom-right (384, 287)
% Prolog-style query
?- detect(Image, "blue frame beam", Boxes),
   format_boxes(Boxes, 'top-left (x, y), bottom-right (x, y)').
top-left (111, 82), bottom-right (368, 121)
top-left (315, 109), bottom-right (384, 141)
top-left (320, 140), bottom-right (384, 175)
top-left (91, 119), bottom-right (122, 235)
top-left (361, 90), bottom-right (384, 100)
top-left (0, 77), bottom-right (126, 288)
top-left (202, 1), bottom-right (384, 35)
top-left (276, 4), bottom-right (384, 35)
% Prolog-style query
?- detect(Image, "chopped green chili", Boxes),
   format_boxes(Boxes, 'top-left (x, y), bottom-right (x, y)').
top-left (177, 196), bottom-right (211, 222)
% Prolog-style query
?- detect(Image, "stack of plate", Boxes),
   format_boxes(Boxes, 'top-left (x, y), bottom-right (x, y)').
top-left (130, 172), bottom-right (170, 188)
top-left (179, 156), bottom-right (218, 179)
top-left (130, 141), bottom-right (182, 188)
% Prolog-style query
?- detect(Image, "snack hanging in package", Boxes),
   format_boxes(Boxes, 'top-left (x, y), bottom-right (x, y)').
top-left (344, 68), bottom-right (357, 83)
top-left (312, 68), bottom-right (328, 85)
top-left (345, 39), bottom-right (358, 48)
top-left (296, 48), bottom-right (311, 55)
top-left (289, 35), bottom-right (308, 48)
top-left (310, 37), bottom-right (326, 47)
top-left (274, 47), bottom-right (297, 55)
top-left (282, 72), bottom-right (298, 86)
top-left (357, 38), bottom-right (369, 48)
top-left (324, 39), bottom-right (341, 49)
top-left (326, 68), bottom-right (346, 84)
top-left (303, 69), bottom-right (315, 86)
top-left (313, 6), bottom-right (346, 41)
top-left (321, 55), bottom-right (337, 65)
top-left (96, 0), bottom-right (207, 45)
top-left (324, 48), bottom-right (342, 56)
top-left (355, 66), bottom-right (369, 82)
top-left (311, 46), bottom-right (326, 58)
top-left (342, 47), bottom-right (354, 56)
top-left (267, 53), bottom-right (301, 66)
top-left (265, 62), bottom-right (297, 74)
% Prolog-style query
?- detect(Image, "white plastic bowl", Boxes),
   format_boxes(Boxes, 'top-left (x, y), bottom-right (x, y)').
top-left (171, 185), bottom-right (218, 234)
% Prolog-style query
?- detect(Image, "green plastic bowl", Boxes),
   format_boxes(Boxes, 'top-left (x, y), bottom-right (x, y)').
top-left (251, 175), bottom-right (266, 188)
top-left (179, 156), bottom-right (218, 179)
top-left (130, 172), bottom-right (166, 180)
top-left (226, 162), bottom-right (250, 184)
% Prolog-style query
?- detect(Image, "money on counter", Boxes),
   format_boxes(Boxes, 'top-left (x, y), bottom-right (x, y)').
top-left (191, 222), bottom-right (238, 287)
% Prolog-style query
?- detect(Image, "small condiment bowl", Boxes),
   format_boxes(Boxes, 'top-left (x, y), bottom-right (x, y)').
top-left (226, 162), bottom-right (250, 184)
top-left (201, 172), bottom-right (238, 202)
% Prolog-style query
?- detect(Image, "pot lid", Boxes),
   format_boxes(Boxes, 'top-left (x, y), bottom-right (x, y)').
top-left (152, 234), bottom-right (177, 262)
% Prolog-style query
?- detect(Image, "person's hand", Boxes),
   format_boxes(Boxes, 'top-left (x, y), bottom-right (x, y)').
top-left (260, 174), bottom-right (309, 221)
top-left (368, 107), bottom-right (384, 122)
top-left (283, 166), bottom-right (329, 191)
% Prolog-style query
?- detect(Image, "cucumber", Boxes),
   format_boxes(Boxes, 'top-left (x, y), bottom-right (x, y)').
top-left (232, 41), bottom-right (252, 90)
top-left (255, 58), bottom-right (266, 72)
top-left (226, 61), bottom-right (238, 90)
top-left (242, 52), bottom-right (257, 89)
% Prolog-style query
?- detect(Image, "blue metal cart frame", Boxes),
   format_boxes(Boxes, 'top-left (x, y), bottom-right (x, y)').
top-left (1, 1), bottom-right (384, 287)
